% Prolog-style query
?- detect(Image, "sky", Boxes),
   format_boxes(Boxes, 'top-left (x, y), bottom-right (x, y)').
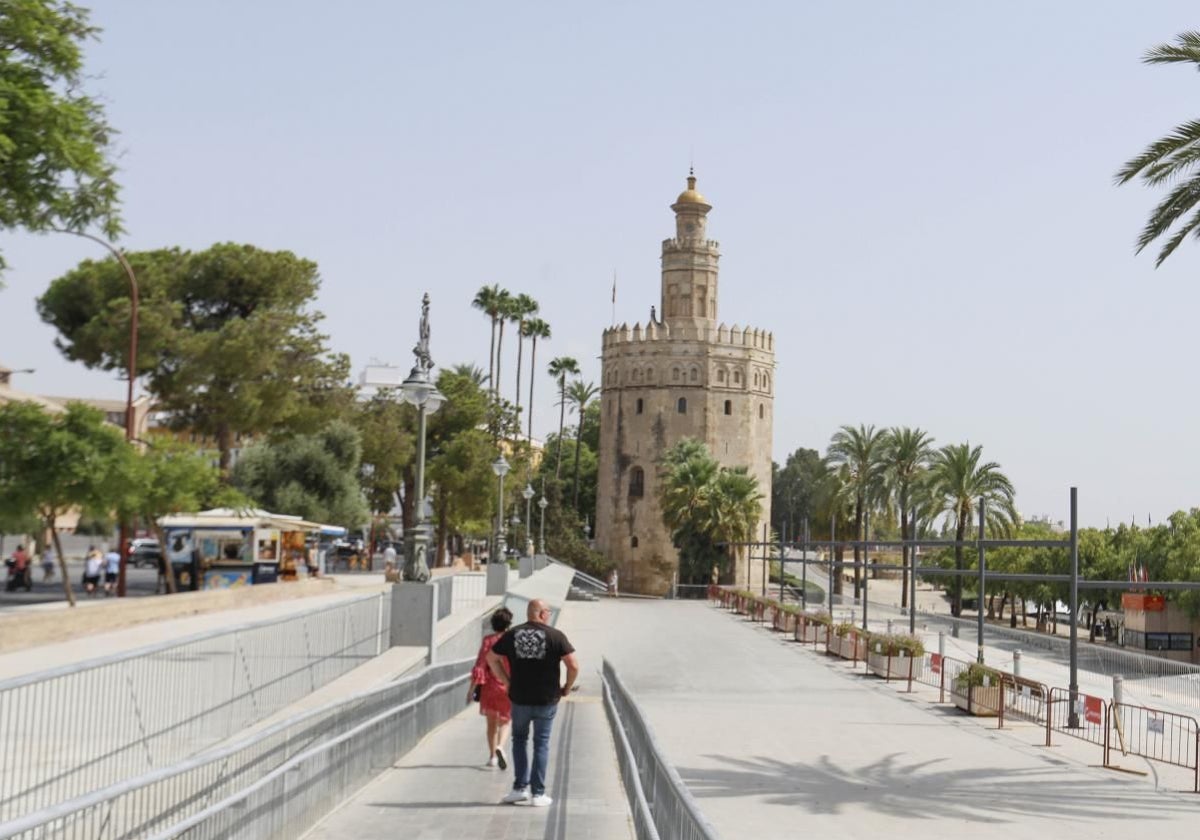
top-left (1, 1), bottom-right (1198, 528)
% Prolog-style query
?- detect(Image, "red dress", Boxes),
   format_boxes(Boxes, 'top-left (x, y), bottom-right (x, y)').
top-left (472, 632), bottom-right (512, 722)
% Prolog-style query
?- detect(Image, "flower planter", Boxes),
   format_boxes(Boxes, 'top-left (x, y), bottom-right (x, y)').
top-left (796, 621), bottom-right (828, 645)
top-left (867, 650), bottom-right (925, 681)
top-left (952, 684), bottom-right (1002, 716)
top-left (837, 634), bottom-right (865, 661)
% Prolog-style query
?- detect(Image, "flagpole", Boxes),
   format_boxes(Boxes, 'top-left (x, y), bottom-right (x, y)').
top-left (611, 270), bottom-right (616, 325)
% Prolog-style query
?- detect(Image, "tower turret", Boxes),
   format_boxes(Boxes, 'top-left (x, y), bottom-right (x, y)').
top-left (661, 170), bottom-right (720, 329)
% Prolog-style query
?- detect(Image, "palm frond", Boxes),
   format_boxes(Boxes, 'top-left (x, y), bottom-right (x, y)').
top-left (1134, 176), bottom-right (1200, 254)
top-left (1153, 203), bottom-right (1200, 266)
top-left (1143, 31), bottom-right (1200, 65)
top-left (1116, 119), bottom-right (1200, 185)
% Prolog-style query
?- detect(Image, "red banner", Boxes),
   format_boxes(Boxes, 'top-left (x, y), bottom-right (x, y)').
top-left (931, 653), bottom-right (942, 675)
top-left (1085, 695), bottom-right (1102, 725)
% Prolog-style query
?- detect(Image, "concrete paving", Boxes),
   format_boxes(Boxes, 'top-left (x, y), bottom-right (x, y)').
top-left (563, 598), bottom-right (1200, 840)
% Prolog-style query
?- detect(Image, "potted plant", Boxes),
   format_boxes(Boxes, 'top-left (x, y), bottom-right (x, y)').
top-left (828, 622), bottom-right (859, 659)
top-left (951, 663), bottom-right (1003, 716)
top-left (867, 634), bottom-right (927, 680)
top-left (796, 610), bottom-right (831, 644)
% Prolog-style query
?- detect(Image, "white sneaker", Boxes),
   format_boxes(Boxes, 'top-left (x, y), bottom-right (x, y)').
top-left (530, 794), bottom-right (553, 807)
top-left (485, 757), bottom-right (497, 767)
top-left (502, 788), bottom-right (530, 804)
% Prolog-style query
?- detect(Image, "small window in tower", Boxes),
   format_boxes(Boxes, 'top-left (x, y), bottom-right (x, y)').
top-left (636, 398), bottom-right (644, 415)
top-left (759, 404), bottom-right (765, 419)
top-left (717, 369), bottom-right (726, 384)
top-left (631, 536), bottom-right (639, 548)
top-left (764, 374), bottom-right (770, 392)
top-left (646, 367), bottom-right (654, 382)
top-left (672, 367), bottom-right (680, 382)
top-left (629, 467), bottom-right (645, 498)
top-left (754, 372), bottom-right (760, 388)
top-left (677, 397), bottom-right (687, 414)
top-left (734, 370), bottom-right (742, 385)
top-left (690, 367), bottom-right (699, 383)
top-left (724, 400), bottom-right (732, 415)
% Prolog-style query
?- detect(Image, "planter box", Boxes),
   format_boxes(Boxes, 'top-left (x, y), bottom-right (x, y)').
top-left (797, 621), bottom-right (828, 645)
top-left (825, 633), bottom-right (845, 656)
top-left (867, 650), bottom-right (926, 681)
top-left (952, 684), bottom-right (1002, 716)
top-left (835, 634), bottom-right (864, 661)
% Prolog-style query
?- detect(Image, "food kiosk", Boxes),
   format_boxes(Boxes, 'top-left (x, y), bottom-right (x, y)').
top-left (158, 509), bottom-right (327, 589)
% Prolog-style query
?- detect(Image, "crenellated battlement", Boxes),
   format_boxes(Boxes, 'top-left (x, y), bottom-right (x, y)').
top-left (661, 237), bottom-right (720, 253)
top-left (602, 320), bottom-right (774, 352)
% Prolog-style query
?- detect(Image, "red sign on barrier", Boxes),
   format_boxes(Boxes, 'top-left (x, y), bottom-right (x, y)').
top-left (931, 653), bottom-right (942, 675)
top-left (1085, 695), bottom-right (1102, 725)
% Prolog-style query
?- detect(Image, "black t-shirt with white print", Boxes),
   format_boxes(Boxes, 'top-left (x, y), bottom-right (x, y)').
top-left (492, 621), bottom-right (575, 706)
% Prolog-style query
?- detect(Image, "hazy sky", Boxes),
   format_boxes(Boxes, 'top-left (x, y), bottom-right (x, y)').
top-left (1, 1), bottom-right (1197, 528)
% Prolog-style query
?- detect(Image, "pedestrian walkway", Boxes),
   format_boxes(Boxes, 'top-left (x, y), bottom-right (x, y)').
top-left (304, 683), bottom-right (634, 840)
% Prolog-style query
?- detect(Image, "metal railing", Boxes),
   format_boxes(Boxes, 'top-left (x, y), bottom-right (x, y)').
top-left (0, 592), bottom-right (390, 824)
top-left (0, 657), bottom-right (472, 840)
top-left (448, 572), bottom-right (488, 613)
top-left (601, 659), bottom-right (720, 840)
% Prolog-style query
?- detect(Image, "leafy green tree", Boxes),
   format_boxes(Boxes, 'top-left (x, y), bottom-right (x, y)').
top-left (1116, 31), bottom-right (1200, 266)
top-left (354, 393), bottom-right (415, 516)
top-left (521, 317), bottom-right (551, 443)
top-left (0, 0), bottom-right (122, 276)
top-left (926, 442), bottom-right (1017, 616)
top-left (0, 402), bottom-right (133, 605)
top-left (770, 447), bottom-right (825, 539)
top-left (827, 424), bottom-right (889, 599)
top-left (880, 427), bottom-right (934, 609)
top-left (38, 243), bottom-right (351, 472)
top-left (232, 421), bottom-right (369, 528)
top-left (547, 356), bottom-right (579, 477)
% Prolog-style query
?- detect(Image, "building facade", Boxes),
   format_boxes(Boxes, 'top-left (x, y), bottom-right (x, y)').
top-left (595, 174), bottom-right (776, 595)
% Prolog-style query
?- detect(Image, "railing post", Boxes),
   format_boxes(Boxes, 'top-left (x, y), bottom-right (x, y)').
top-left (1013, 649), bottom-right (1021, 678)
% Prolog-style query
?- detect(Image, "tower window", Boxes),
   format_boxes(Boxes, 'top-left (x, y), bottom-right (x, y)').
top-left (717, 369), bottom-right (726, 383)
top-left (636, 398), bottom-right (644, 415)
top-left (672, 367), bottom-right (680, 382)
top-left (629, 467), bottom-right (645, 498)
top-left (734, 370), bottom-right (742, 385)
top-left (677, 397), bottom-right (687, 414)
top-left (646, 367), bottom-right (654, 382)
top-left (631, 536), bottom-right (639, 548)
top-left (759, 404), bottom-right (765, 419)
top-left (724, 400), bottom-right (732, 415)
top-left (690, 367), bottom-right (699, 383)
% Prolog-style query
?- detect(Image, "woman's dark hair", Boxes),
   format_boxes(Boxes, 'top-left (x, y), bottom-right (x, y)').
top-left (491, 607), bottom-right (514, 633)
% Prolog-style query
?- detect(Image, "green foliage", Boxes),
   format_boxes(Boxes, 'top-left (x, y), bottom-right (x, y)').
top-left (953, 662), bottom-right (1001, 690)
top-left (770, 447), bottom-right (824, 536)
top-left (538, 477), bottom-right (611, 579)
top-left (232, 421), bottom-right (368, 528)
top-left (1116, 31), bottom-right (1200, 266)
top-left (38, 243), bottom-right (352, 471)
top-left (869, 633), bottom-right (925, 658)
top-left (0, 0), bottom-right (122, 275)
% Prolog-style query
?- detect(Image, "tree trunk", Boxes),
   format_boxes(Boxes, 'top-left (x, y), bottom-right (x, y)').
top-left (833, 545), bottom-right (845, 596)
top-left (555, 377), bottom-right (567, 478)
top-left (1087, 604), bottom-right (1098, 643)
top-left (1021, 599), bottom-right (1027, 628)
top-left (900, 504), bottom-right (909, 609)
top-left (997, 592), bottom-right (1007, 621)
top-left (852, 501), bottom-right (863, 600)
top-left (217, 423), bottom-right (234, 477)
top-left (515, 328), bottom-right (524, 412)
top-left (152, 522), bottom-right (178, 594)
top-left (952, 515), bottom-right (966, 617)
top-left (527, 337), bottom-right (537, 443)
top-left (495, 320), bottom-right (505, 403)
top-left (572, 414), bottom-right (584, 510)
top-left (488, 317), bottom-right (497, 399)
top-left (48, 516), bottom-right (76, 607)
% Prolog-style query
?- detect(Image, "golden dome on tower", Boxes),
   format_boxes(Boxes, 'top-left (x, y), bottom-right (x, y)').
top-left (673, 171), bottom-right (711, 209)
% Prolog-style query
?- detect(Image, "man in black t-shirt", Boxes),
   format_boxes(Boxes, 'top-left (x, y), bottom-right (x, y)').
top-left (487, 599), bottom-right (579, 807)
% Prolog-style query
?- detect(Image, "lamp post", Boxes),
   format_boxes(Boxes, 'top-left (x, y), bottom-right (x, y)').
top-left (398, 294), bottom-right (445, 582)
top-left (537, 494), bottom-right (548, 555)
top-left (492, 455), bottom-right (510, 564)
top-left (510, 512), bottom-right (521, 553)
top-left (523, 484), bottom-right (535, 556)
top-left (52, 229), bottom-right (139, 599)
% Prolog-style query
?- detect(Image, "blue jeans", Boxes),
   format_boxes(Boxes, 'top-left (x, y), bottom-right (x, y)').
top-left (510, 702), bottom-right (558, 795)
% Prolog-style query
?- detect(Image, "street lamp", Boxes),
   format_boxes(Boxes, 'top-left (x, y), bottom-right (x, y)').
top-left (398, 294), bottom-right (445, 582)
top-left (523, 484), bottom-right (535, 556)
top-left (492, 454), bottom-right (510, 564)
top-left (537, 494), bottom-right (548, 555)
top-left (510, 512), bottom-right (521, 552)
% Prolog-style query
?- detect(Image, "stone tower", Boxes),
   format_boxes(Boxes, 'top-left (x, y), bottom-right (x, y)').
top-left (595, 173), bottom-right (776, 595)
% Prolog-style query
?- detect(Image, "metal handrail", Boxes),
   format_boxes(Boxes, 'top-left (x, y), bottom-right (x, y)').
top-left (601, 658), bottom-right (721, 840)
top-left (547, 557), bottom-right (609, 592)
top-left (601, 674), bottom-right (662, 840)
top-left (0, 590), bottom-right (382, 691)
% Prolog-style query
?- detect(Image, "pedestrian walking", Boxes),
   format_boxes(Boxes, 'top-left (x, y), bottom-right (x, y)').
top-left (487, 599), bottom-right (579, 807)
top-left (467, 607), bottom-right (514, 769)
top-left (103, 547), bottom-right (121, 596)
top-left (6, 545), bottom-right (32, 592)
top-left (83, 547), bottom-right (103, 597)
top-left (41, 545), bottom-right (55, 581)
top-left (607, 567), bottom-right (619, 598)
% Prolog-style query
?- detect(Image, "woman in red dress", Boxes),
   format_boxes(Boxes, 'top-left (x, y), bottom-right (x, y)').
top-left (469, 607), bottom-right (514, 768)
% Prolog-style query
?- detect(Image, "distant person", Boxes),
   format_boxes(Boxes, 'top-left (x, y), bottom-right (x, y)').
top-left (41, 545), bottom-right (55, 581)
top-left (607, 567), bottom-right (619, 598)
top-left (103, 547), bottom-right (121, 596)
top-left (383, 543), bottom-right (398, 570)
top-left (6, 545), bottom-right (31, 592)
top-left (488, 599), bottom-right (579, 807)
top-left (468, 607), bottom-right (514, 769)
top-left (83, 547), bottom-right (103, 597)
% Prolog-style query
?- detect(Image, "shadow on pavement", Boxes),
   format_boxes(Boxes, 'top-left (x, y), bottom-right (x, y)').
top-left (678, 752), bottom-right (1196, 822)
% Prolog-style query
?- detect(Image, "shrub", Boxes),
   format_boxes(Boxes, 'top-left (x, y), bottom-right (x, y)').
top-left (871, 634), bottom-right (926, 658)
top-left (807, 610), bottom-right (833, 626)
top-left (953, 662), bottom-right (1001, 690)
top-left (834, 621), bottom-right (856, 638)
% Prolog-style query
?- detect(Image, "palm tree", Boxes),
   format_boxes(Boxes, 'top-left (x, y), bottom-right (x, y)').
top-left (814, 461), bottom-right (855, 597)
top-left (547, 356), bottom-right (579, 478)
top-left (470, 285), bottom-right (506, 398)
top-left (1116, 31), bottom-right (1200, 266)
top-left (492, 289), bottom-right (515, 404)
top-left (880, 427), bottom-right (934, 610)
top-left (510, 293), bottom-right (539, 415)
top-left (522, 317), bottom-right (551, 444)
top-left (705, 467), bottom-right (764, 585)
top-left (565, 380), bottom-right (600, 509)
top-left (827, 424), bottom-right (889, 600)
top-left (927, 442), bottom-right (1017, 617)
